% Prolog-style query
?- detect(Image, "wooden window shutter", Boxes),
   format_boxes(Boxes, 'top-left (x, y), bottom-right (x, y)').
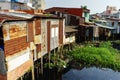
top-left (27, 21), bottom-right (34, 42)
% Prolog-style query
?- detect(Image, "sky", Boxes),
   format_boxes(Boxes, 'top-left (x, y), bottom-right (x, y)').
top-left (45, 0), bottom-right (120, 14)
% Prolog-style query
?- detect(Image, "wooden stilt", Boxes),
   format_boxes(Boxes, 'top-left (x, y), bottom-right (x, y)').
top-left (54, 49), bottom-right (56, 65)
top-left (61, 44), bottom-right (64, 58)
top-left (41, 56), bottom-right (43, 75)
top-left (21, 76), bottom-right (23, 80)
top-left (36, 67), bottom-right (38, 79)
top-left (32, 63), bottom-right (35, 80)
top-left (48, 52), bottom-right (51, 68)
top-left (48, 52), bottom-right (51, 80)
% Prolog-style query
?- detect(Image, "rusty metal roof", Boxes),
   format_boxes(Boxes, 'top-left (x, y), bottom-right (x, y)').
top-left (0, 11), bottom-right (64, 27)
top-left (0, 13), bottom-right (30, 22)
top-left (33, 14), bottom-right (63, 19)
top-left (45, 7), bottom-right (90, 17)
top-left (0, 11), bottom-right (63, 22)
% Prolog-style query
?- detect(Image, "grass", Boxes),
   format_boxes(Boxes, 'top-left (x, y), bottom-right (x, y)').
top-left (68, 41), bottom-right (120, 71)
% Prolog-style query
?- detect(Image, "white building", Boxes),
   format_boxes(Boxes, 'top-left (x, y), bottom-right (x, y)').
top-left (0, 0), bottom-right (33, 10)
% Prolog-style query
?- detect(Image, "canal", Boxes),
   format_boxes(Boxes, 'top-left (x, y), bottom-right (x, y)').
top-left (62, 67), bottom-right (120, 80)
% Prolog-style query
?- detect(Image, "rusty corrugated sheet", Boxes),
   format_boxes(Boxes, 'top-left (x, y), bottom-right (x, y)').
top-left (3, 22), bottom-right (27, 41)
top-left (27, 21), bottom-right (34, 42)
top-left (35, 19), bottom-right (41, 35)
top-left (0, 14), bottom-right (27, 22)
top-left (47, 21), bottom-right (51, 52)
top-left (4, 36), bottom-right (29, 56)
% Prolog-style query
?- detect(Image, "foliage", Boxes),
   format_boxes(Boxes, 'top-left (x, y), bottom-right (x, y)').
top-left (68, 41), bottom-right (120, 71)
top-left (81, 5), bottom-right (87, 9)
top-left (44, 53), bottom-right (67, 69)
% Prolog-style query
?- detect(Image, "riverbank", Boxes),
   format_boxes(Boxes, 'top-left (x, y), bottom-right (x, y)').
top-left (42, 41), bottom-right (120, 80)
top-left (67, 41), bottom-right (120, 71)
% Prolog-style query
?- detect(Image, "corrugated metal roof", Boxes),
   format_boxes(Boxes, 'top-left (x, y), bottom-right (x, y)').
top-left (0, 13), bottom-right (27, 22)
top-left (0, 12), bottom-right (34, 19)
top-left (0, 11), bottom-right (64, 26)
top-left (33, 14), bottom-right (63, 19)
top-left (95, 23), bottom-right (115, 29)
top-left (45, 7), bottom-right (90, 17)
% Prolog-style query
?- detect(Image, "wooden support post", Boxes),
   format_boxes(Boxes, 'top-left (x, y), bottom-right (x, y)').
top-left (57, 46), bottom-right (60, 56)
top-left (54, 49), bottom-right (56, 65)
top-left (37, 67), bottom-right (38, 78)
top-left (60, 45), bottom-right (62, 58)
top-left (48, 52), bottom-right (51, 80)
top-left (48, 52), bottom-right (51, 68)
top-left (21, 76), bottom-right (23, 80)
top-left (53, 49), bottom-right (56, 80)
top-left (41, 56), bottom-right (43, 75)
top-left (32, 63), bottom-right (35, 80)
top-left (61, 44), bottom-right (64, 58)
top-left (69, 43), bottom-right (71, 51)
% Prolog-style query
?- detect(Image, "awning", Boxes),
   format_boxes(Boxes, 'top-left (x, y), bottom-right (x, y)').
top-left (95, 23), bottom-right (116, 29)
top-left (80, 23), bottom-right (94, 27)
top-left (65, 26), bottom-right (78, 33)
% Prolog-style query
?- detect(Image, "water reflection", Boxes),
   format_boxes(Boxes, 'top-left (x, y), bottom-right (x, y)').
top-left (62, 67), bottom-right (120, 80)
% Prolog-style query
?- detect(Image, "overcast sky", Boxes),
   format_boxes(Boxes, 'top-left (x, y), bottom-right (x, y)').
top-left (45, 0), bottom-right (120, 14)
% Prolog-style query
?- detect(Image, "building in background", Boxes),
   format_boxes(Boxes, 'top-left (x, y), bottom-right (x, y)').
top-left (32, 0), bottom-right (46, 10)
top-left (0, 0), bottom-right (33, 10)
top-left (0, 0), bottom-right (46, 10)
top-left (45, 7), bottom-right (90, 26)
top-left (45, 7), bottom-right (91, 43)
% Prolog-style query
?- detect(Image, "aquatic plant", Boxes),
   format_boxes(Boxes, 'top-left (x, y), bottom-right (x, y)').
top-left (68, 41), bottom-right (120, 71)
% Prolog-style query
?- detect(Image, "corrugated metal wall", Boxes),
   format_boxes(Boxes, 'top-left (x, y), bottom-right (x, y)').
top-left (59, 19), bottom-right (64, 44)
top-left (27, 21), bottom-right (34, 42)
top-left (4, 36), bottom-right (29, 56)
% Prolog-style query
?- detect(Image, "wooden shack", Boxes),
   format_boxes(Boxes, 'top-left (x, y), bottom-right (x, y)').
top-left (65, 26), bottom-right (77, 44)
top-left (0, 13), bottom-right (35, 80)
top-left (79, 23), bottom-right (94, 42)
top-left (28, 15), bottom-right (65, 60)
top-left (0, 11), bottom-right (65, 80)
